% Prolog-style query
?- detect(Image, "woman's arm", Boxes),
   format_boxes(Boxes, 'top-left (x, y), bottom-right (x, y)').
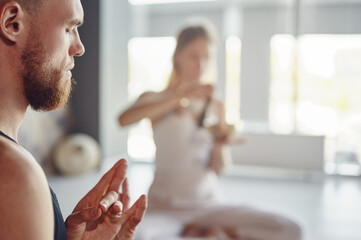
top-left (118, 83), bottom-right (214, 126)
top-left (118, 90), bottom-right (183, 126)
top-left (208, 100), bottom-right (232, 175)
top-left (209, 143), bottom-right (232, 175)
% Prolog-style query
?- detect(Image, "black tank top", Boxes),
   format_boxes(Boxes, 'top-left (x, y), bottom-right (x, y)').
top-left (0, 131), bottom-right (67, 240)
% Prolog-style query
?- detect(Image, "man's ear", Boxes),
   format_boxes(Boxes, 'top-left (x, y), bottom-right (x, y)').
top-left (0, 1), bottom-right (25, 43)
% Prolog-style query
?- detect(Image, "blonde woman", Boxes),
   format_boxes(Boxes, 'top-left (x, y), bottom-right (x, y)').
top-left (119, 24), bottom-right (302, 240)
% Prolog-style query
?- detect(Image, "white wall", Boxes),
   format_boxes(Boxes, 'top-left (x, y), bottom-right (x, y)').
top-left (232, 133), bottom-right (324, 170)
top-left (100, 0), bottom-right (130, 157)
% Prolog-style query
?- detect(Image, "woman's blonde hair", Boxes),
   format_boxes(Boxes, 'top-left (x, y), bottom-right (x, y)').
top-left (167, 23), bottom-right (215, 89)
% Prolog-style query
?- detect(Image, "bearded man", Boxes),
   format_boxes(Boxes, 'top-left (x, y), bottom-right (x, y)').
top-left (0, 0), bottom-right (147, 239)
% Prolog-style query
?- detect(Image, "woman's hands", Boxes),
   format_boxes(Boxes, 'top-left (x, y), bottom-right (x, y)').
top-left (65, 159), bottom-right (147, 240)
top-left (176, 81), bottom-right (214, 101)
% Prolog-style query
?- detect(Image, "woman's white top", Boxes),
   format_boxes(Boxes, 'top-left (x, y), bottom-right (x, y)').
top-left (148, 99), bottom-right (221, 210)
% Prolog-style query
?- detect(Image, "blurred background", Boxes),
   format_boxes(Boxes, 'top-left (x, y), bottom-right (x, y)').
top-left (19, 0), bottom-right (361, 239)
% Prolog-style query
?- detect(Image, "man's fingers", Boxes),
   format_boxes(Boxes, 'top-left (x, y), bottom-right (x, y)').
top-left (90, 159), bottom-right (127, 197)
top-left (99, 191), bottom-right (119, 213)
top-left (108, 159), bottom-right (128, 193)
top-left (113, 195), bottom-right (148, 240)
top-left (89, 161), bottom-right (118, 196)
top-left (121, 178), bottom-right (130, 210)
top-left (65, 206), bottom-right (101, 227)
top-left (110, 200), bottom-right (124, 214)
top-left (72, 160), bottom-right (128, 213)
top-left (115, 194), bottom-right (147, 226)
top-left (128, 194), bottom-right (147, 229)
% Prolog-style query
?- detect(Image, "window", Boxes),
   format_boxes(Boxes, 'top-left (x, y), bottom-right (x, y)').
top-left (269, 35), bottom-right (296, 135)
top-left (128, 37), bottom-right (175, 102)
top-left (225, 36), bottom-right (241, 125)
top-left (127, 37), bottom-right (175, 161)
top-left (270, 34), bottom-right (361, 175)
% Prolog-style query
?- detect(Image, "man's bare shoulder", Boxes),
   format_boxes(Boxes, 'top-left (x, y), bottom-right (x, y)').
top-left (0, 138), bottom-right (54, 239)
top-left (0, 137), bottom-right (50, 198)
top-left (0, 137), bottom-right (43, 181)
top-left (0, 136), bottom-right (49, 202)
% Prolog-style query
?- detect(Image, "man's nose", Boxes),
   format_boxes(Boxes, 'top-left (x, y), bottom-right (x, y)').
top-left (71, 30), bottom-right (85, 57)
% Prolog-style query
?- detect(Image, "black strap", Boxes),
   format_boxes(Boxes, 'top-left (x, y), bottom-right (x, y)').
top-left (50, 187), bottom-right (68, 240)
top-left (0, 131), bottom-right (17, 144)
top-left (197, 97), bottom-right (211, 128)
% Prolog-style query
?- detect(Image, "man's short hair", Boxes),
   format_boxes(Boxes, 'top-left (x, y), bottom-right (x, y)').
top-left (0, 0), bottom-right (44, 14)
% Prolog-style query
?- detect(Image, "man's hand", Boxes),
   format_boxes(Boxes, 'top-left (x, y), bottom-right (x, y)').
top-left (65, 159), bottom-right (147, 240)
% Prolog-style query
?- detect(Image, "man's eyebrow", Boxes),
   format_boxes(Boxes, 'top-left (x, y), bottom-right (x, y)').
top-left (70, 19), bottom-right (84, 27)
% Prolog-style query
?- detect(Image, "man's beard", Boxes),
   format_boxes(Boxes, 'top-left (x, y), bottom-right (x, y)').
top-left (20, 36), bottom-right (74, 111)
